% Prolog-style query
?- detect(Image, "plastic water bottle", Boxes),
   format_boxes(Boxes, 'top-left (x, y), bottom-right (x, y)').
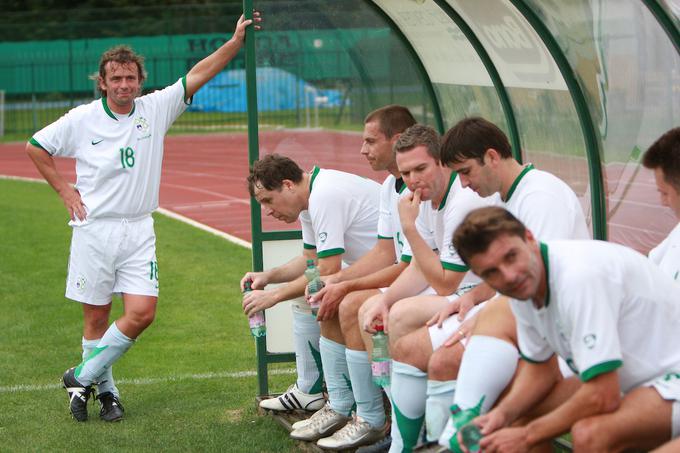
top-left (244, 280), bottom-right (266, 337)
top-left (371, 324), bottom-right (391, 387)
top-left (304, 259), bottom-right (324, 316)
top-left (448, 396), bottom-right (485, 453)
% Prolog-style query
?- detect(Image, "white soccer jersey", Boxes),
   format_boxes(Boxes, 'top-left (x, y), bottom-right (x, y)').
top-left (401, 171), bottom-right (500, 286)
top-left (505, 165), bottom-right (590, 241)
top-left (300, 167), bottom-right (381, 265)
top-left (649, 222), bottom-right (680, 281)
top-left (510, 240), bottom-right (680, 392)
top-left (31, 78), bottom-right (189, 224)
top-left (377, 174), bottom-right (409, 260)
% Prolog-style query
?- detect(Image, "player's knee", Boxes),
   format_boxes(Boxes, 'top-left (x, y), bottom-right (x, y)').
top-left (571, 417), bottom-right (609, 452)
top-left (130, 308), bottom-right (156, 330)
top-left (338, 292), bottom-right (362, 331)
top-left (428, 348), bottom-right (462, 380)
top-left (391, 336), bottom-right (414, 363)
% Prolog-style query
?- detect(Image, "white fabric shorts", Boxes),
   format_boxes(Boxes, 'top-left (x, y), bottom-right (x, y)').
top-left (429, 296), bottom-right (486, 350)
top-left (65, 215), bottom-right (158, 305)
top-left (643, 372), bottom-right (680, 438)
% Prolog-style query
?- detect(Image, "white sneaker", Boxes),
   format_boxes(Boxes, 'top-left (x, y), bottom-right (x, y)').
top-left (290, 402), bottom-right (350, 441)
top-left (291, 404), bottom-right (325, 430)
top-left (316, 414), bottom-right (387, 450)
top-left (259, 384), bottom-right (325, 412)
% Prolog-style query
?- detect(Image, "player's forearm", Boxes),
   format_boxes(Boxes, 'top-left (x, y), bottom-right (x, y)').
top-left (270, 275), bottom-right (307, 303)
top-left (26, 145), bottom-right (72, 196)
top-left (468, 282), bottom-right (497, 305)
top-left (266, 255), bottom-right (308, 283)
top-left (343, 262), bottom-right (407, 293)
top-left (381, 264), bottom-right (428, 308)
top-left (185, 37), bottom-right (243, 98)
top-left (333, 243), bottom-right (395, 282)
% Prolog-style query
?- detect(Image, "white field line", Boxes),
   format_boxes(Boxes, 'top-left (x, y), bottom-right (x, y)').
top-left (0, 175), bottom-right (252, 250)
top-left (0, 368), bottom-right (296, 394)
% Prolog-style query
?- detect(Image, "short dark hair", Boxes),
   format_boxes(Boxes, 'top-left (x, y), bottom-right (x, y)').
top-left (92, 45), bottom-right (147, 96)
top-left (394, 124), bottom-right (441, 161)
top-left (453, 207), bottom-right (527, 265)
top-left (441, 117), bottom-right (513, 165)
top-left (247, 154), bottom-right (304, 197)
top-left (642, 127), bottom-right (680, 191)
top-left (364, 105), bottom-right (416, 139)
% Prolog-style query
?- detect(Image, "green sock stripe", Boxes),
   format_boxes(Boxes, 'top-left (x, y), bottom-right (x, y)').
top-left (308, 341), bottom-right (324, 394)
top-left (393, 401), bottom-right (425, 452)
top-left (74, 345), bottom-right (109, 378)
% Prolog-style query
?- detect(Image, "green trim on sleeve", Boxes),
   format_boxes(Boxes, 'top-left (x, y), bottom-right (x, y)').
top-left (401, 254), bottom-right (412, 263)
top-left (181, 76), bottom-right (193, 105)
top-left (580, 360), bottom-right (622, 382)
top-left (29, 137), bottom-right (46, 150)
top-left (317, 247), bottom-right (344, 258)
top-left (303, 243), bottom-right (316, 250)
top-left (519, 351), bottom-right (552, 364)
top-left (441, 261), bottom-right (469, 272)
top-left (378, 235), bottom-right (393, 240)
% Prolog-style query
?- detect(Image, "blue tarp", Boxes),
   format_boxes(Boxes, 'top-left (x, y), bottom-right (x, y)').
top-left (189, 67), bottom-right (343, 113)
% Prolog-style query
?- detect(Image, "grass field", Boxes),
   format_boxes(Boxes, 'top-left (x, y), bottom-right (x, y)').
top-left (0, 179), bottom-right (299, 452)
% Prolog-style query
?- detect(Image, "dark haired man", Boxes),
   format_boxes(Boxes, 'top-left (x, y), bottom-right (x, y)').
top-left (452, 206), bottom-right (680, 453)
top-left (26, 14), bottom-right (261, 422)
top-left (242, 153), bottom-right (381, 438)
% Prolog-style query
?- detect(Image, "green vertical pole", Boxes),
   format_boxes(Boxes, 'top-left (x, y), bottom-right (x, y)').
top-left (242, 0), bottom-right (268, 397)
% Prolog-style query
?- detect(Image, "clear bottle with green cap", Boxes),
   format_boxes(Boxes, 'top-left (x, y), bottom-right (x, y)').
top-left (244, 280), bottom-right (266, 337)
top-left (448, 396), bottom-right (485, 453)
top-left (371, 324), bottom-right (391, 387)
top-left (304, 259), bottom-right (324, 316)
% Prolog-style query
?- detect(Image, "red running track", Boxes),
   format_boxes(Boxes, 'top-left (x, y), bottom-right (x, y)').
top-left (1, 131), bottom-right (674, 253)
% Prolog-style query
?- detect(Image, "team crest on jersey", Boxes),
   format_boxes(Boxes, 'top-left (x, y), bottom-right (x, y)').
top-left (319, 232), bottom-right (328, 244)
top-left (134, 116), bottom-right (150, 134)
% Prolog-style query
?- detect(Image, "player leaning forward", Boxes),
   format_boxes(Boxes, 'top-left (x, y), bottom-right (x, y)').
top-left (26, 14), bottom-right (261, 422)
top-left (454, 207), bottom-right (680, 453)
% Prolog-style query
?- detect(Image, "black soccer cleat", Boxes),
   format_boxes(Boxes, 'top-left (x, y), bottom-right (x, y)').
top-left (62, 367), bottom-right (93, 422)
top-left (96, 391), bottom-right (124, 422)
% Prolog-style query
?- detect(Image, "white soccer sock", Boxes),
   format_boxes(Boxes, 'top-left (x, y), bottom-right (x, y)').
top-left (82, 337), bottom-right (119, 397)
top-left (75, 322), bottom-right (134, 385)
top-left (389, 361), bottom-right (427, 453)
top-left (319, 336), bottom-right (355, 415)
top-left (438, 335), bottom-right (518, 448)
top-left (425, 379), bottom-right (455, 441)
top-left (292, 307), bottom-right (323, 394)
top-left (346, 348), bottom-right (385, 427)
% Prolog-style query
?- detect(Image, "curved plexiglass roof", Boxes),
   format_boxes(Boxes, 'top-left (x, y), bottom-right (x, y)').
top-left (249, 0), bottom-right (679, 253)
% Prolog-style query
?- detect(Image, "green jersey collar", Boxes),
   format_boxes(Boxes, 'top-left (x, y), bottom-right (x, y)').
top-left (309, 166), bottom-right (321, 193)
top-left (538, 241), bottom-right (550, 308)
top-left (437, 171), bottom-right (458, 211)
top-left (101, 97), bottom-right (136, 121)
top-left (504, 164), bottom-right (535, 202)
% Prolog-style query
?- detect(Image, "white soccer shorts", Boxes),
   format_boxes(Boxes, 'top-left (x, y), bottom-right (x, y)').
top-left (65, 215), bottom-right (158, 305)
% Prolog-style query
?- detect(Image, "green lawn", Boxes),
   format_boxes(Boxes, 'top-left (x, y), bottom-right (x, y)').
top-left (0, 179), bottom-right (298, 452)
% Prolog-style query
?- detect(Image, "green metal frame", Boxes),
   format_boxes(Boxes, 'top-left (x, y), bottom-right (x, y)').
top-left (431, 0), bottom-right (523, 163)
top-left (508, 0), bottom-right (607, 240)
top-left (642, 0), bottom-right (680, 55)
top-left (243, 0), bottom-right (296, 397)
top-left (364, 1), bottom-right (445, 133)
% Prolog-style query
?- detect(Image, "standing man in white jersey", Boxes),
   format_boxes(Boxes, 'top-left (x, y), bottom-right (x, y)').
top-left (241, 154), bottom-right (381, 421)
top-left (360, 124), bottom-right (496, 452)
top-left (287, 105), bottom-right (415, 450)
top-left (452, 207), bottom-right (680, 453)
top-left (428, 117), bottom-right (589, 449)
top-left (642, 127), bottom-right (680, 453)
top-left (26, 13), bottom-right (261, 423)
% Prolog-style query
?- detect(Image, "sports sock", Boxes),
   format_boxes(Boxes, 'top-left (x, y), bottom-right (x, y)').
top-left (82, 337), bottom-right (119, 397)
top-left (389, 360), bottom-right (427, 453)
top-left (319, 336), bottom-right (355, 415)
top-left (346, 348), bottom-right (385, 427)
top-left (75, 322), bottom-right (133, 385)
top-left (425, 380), bottom-right (455, 441)
top-left (292, 306), bottom-right (323, 394)
top-left (438, 335), bottom-right (518, 447)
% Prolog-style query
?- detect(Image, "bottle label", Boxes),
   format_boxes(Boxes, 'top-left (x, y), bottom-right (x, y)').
top-left (371, 359), bottom-right (391, 376)
top-left (249, 311), bottom-right (265, 328)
